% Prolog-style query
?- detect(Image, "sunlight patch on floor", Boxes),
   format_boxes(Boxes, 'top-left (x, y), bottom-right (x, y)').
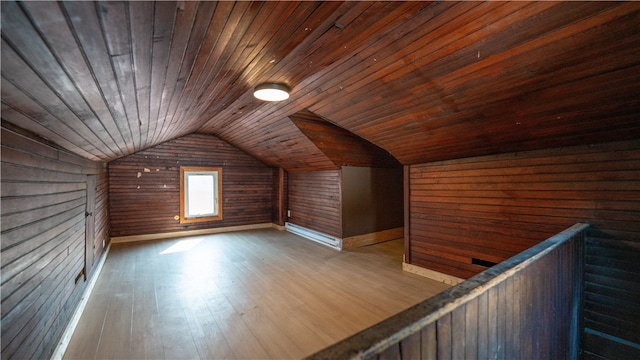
top-left (160, 238), bottom-right (203, 255)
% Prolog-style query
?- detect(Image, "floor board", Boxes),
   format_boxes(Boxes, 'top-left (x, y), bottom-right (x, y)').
top-left (64, 229), bottom-right (449, 359)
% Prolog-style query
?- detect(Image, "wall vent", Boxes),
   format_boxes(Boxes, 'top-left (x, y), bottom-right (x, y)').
top-left (472, 258), bottom-right (498, 268)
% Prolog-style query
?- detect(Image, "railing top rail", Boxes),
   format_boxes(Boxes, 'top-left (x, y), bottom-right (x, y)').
top-left (306, 222), bottom-right (590, 360)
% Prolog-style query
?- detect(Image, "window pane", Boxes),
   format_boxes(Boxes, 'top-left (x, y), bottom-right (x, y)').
top-left (180, 167), bottom-right (222, 224)
top-left (186, 174), bottom-right (216, 217)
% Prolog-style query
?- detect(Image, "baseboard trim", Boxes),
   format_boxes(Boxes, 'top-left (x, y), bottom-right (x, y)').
top-left (402, 262), bottom-right (464, 286)
top-left (110, 223), bottom-right (276, 243)
top-left (342, 227), bottom-right (404, 250)
top-left (51, 242), bottom-right (111, 360)
top-left (285, 222), bottom-right (342, 250)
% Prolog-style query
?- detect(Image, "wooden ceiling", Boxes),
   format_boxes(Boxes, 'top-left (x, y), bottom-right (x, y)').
top-left (2, 1), bottom-right (639, 170)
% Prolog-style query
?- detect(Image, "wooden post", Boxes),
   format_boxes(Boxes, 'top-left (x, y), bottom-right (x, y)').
top-left (403, 165), bottom-right (411, 264)
top-left (277, 168), bottom-right (286, 226)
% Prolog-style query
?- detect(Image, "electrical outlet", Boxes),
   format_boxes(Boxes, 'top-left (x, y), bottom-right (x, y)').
top-left (287, 210), bottom-right (291, 217)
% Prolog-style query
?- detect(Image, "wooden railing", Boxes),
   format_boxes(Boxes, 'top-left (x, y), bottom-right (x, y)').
top-left (307, 223), bottom-right (589, 360)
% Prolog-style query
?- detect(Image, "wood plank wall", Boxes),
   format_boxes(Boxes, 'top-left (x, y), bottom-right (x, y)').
top-left (288, 170), bottom-right (342, 238)
top-left (408, 139), bottom-right (640, 279)
top-left (583, 231), bottom-right (640, 358)
top-left (1, 125), bottom-right (108, 360)
top-left (308, 224), bottom-right (587, 360)
top-left (108, 134), bottom-right (274, 237)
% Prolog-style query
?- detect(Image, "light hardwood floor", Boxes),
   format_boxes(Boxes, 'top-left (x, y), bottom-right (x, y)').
top-left (64, 229), bottom-right (449, 359)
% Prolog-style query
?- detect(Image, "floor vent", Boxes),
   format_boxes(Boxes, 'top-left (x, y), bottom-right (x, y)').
top-left (285, 222), bottom-right (342, 250)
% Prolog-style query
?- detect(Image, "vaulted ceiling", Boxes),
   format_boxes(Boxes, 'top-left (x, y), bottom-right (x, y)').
top-left (2, 1), bottom-right (639, 170)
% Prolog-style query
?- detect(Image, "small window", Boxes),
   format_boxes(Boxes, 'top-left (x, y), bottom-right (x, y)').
top-left (180, 167), bottom-right (222, 223)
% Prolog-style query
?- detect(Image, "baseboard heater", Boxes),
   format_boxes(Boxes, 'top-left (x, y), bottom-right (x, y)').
top-left (285, 222), bottom-right (342, 250)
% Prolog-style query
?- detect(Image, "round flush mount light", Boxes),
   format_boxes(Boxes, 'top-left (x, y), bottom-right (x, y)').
top-left (253, 83), bottom-right (290, 101)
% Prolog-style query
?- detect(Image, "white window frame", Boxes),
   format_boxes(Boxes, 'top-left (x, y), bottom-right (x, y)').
top-left (179, 167), bottom-right (222, 223)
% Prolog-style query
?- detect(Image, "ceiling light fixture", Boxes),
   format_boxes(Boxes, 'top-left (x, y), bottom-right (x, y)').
top-left (253, 83), bottom-right (290, 101)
